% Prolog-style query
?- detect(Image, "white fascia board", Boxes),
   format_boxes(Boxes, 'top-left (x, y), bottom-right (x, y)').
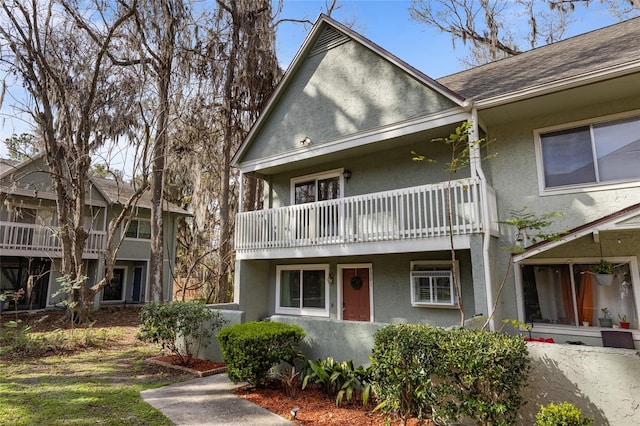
top-left (237, 108), bottom-right (472, 174)
top-left (475, 60), bottom-right (640, 110)
top-left (513, 206), bottom-right (640, 263)
top-left (235, 234), bottom-right (471, 260)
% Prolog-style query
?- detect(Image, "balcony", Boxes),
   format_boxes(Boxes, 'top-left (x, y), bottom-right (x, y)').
top-left (235, 178), bottom-right (496, 259)
top-left (0, 221), bottom-right (106, 259)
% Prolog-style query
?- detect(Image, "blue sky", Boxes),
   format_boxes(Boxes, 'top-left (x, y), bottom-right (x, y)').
top-left (274, 0), bottom-right (624, 78)
top-left (0, 1), bottom-right (630, 158)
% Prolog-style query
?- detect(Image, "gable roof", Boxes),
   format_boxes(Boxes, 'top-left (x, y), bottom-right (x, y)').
top-left (438, 16), bottom-right (640, 107)
top-left (1, 155), bottom-right (188, 215)
top-left (232, 14), bottom-right (468, 168)
top-left (513, 202), bottom-right (640, 262)
top-left (91, 177), bottom-right (188, 215)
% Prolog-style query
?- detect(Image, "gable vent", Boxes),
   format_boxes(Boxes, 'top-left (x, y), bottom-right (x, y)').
top-left (309, 27), bottom-right (351, 57)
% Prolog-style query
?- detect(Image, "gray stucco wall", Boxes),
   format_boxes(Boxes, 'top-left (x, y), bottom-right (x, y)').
top-left (268, 131), bottom-right (459, 209)
top-left (270, 315), bottom-right (384, 366)
top-left (236, 250), bottom-right (479, 327)
top-left (191, 305), bottom-right (244, 363)
top-left (519, 343), bottom-right (640, 425)
top-left (487, 95), bottom-right (640, 236)
top-left (241, 36), bottom-right (457, 163)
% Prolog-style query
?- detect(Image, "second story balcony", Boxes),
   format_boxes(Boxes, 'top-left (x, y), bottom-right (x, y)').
top-left (235, 178), bottom-right (497, 259)
top-left (0, 222), bottom-right (106, 259)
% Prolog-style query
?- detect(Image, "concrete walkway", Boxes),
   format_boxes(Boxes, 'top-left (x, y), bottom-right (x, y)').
top-left (141, 374), bottom-right (295, 426)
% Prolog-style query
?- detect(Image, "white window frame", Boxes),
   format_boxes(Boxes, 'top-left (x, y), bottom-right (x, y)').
top-left (534, 110), bottom-right (640, 196)
top-left (290, 168), bottom-right (345, 204)
top-left (410, 260), bottom-right (459, 308)
top-left (124, 219), bottom-right (151, 240)
top-left (276, 264), bottom-right (330, 317)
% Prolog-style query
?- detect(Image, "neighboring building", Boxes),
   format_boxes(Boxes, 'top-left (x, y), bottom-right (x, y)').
top-left (0, 154), bottom-right (187, 311)
top-left (230, 14), bottom-right (640, 352)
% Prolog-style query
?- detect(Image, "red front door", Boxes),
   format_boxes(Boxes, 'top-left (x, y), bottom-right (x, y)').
top-left (342, 268), bottom-right (370, 321)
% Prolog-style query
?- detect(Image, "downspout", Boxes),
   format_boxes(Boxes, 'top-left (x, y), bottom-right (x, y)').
top-left (469, 107), bottom-right (495, 331)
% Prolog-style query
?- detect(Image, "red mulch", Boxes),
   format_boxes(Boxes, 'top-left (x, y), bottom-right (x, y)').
top-left (153, 354), bottom-right (225, 372)
top-left (236, 382), bottom-right (429, 425)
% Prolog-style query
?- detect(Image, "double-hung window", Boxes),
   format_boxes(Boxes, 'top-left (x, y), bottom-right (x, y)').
top-left (276, 264), bottom-right (329, 316)
top-left (410, 261), bottom-right (457, 307)
top-left (538, 115), bottom-right (640, 190)
top-left (125, 220), bottom-right (151, 239)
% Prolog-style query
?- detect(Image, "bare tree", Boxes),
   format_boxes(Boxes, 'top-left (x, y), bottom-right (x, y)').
top-left (164, 0), bottom-right (281, 303)
top-left (0, 0), bottom-right (151, 321)
top-left (410, 0), bottom-right (639, 66)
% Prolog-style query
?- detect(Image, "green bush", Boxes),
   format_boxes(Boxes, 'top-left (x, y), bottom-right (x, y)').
top-left (370, 324), bottom-right (530, 426)
top-left (536, 402), bottom-right (594, 426)
top-left (301, 357), bottom-right (372, 406)
top-left (435, 327), bottom-right (530, 425)
top-left (217, 321), bottom-right (305, 387)
top-left (370, 324), bottom-right (446, 424)
top-left (137, 301), bottom-right (226, 365)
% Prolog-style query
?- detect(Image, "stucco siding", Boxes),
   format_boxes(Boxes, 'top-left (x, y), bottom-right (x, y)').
top-left (241, 39), bottom-right (457, 163)
top-left (268, 133), bottom-right (462, 208)
top-left (487, 95), bottom-right (640, 236)
top-left (237, 251), bottom-right (477, 327)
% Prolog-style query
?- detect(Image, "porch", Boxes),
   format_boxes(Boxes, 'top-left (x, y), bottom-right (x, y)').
top-left (235, 178), bottom-right (496, 258)
top-left (0, 221), bottom-right (106, 259)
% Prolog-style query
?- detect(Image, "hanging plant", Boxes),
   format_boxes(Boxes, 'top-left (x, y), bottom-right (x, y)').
top-left (350, 275), bottom-right (363, 290)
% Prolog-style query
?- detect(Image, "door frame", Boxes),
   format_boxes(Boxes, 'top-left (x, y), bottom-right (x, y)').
top-left (337, 263), bottom-right (373, 321)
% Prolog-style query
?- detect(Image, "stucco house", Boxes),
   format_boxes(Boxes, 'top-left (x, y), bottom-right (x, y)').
top-left (0, 154), bottom-right (187, 311)
top-left (230, 14), bottom-right (640, 354)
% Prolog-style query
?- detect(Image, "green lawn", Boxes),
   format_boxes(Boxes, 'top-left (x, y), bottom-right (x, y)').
top-left (0, 319), bottom-right (190, 425)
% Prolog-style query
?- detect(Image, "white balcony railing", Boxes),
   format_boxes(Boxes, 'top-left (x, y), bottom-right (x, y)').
top-left (0, 221), bottom-right (106, 256)
top-left (236, 178), bottom-right (488, 252)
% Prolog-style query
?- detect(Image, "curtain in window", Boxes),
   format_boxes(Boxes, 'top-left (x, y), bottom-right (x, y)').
top-left (560, 268), bottom-right (575, 325)
top-left (280, 270), bottom-right (301, 308)
top-left (577, 271), bottom-right (594, 324)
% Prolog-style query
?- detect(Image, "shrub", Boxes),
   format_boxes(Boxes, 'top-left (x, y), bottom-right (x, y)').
top-left (435, 327), bottom-right (530, 425)
top-left (137, 301), bottom-right (226, 365)
top-left (370, 324), bottom-right (446, 424)
top-left (536, 402), bottom-right (594, 426)
top-left (217, 321), bottom-right (305, 387)
top-left (301, 357), bottom-right (372, 406)
top-left (370, 324), bottom-right (530, 426)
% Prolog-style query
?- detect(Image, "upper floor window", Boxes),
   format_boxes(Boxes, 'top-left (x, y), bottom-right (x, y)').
top-left (291, 169), bottom-right (344, 205)
top-left (539, 115), bottom-right (640, 190)
top-left (410, 261), bottom-right (457, 307)
top-left (125, 220), bottom-right (151, 239)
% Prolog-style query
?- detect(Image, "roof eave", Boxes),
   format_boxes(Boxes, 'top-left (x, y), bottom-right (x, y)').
top-left (475, 59), bottom-right (640, 110)
top-left (513, 202), bottom-right (640, 262)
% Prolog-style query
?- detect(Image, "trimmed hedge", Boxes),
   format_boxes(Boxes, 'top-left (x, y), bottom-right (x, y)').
top-left (370, 324), bottom-right (530, 425)
top-left (217, 321), bottom-right (305, 387)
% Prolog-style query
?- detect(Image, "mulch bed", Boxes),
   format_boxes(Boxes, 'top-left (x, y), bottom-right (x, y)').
top-left (145, 354), bottom-right (226, 377)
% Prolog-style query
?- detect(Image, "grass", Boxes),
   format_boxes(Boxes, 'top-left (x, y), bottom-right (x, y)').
top-left (0, 313), bottom-right (191, 425)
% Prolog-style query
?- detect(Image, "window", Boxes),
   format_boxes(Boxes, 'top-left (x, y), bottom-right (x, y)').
top-left (291, 170), bottom-right (343, 205)
top-left (410, 261), bottom-right (457, 307)
top-left (539, 115), bottom-right (640, 189)
top-left (125, 220), bottom-right (151, 239)
top-left (276, 264), bottom-right (329, 316)
top-left (521, 262), bottom-right (637, 328)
